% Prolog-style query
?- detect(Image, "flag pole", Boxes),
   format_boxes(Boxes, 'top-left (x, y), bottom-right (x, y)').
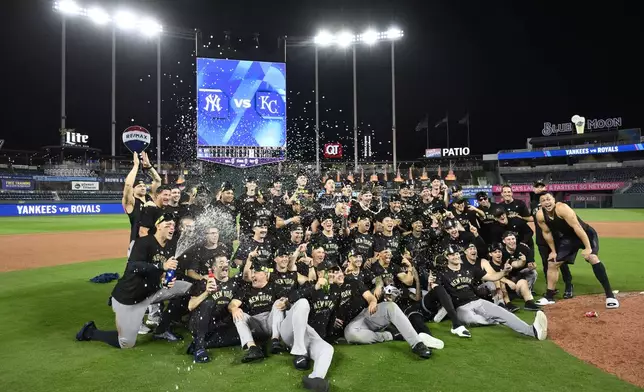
top-left (446, 112), bottom-right (450, 149)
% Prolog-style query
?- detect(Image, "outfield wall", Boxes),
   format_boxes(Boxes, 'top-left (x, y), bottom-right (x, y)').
top-left (0, 202), bottom-right (122, 217)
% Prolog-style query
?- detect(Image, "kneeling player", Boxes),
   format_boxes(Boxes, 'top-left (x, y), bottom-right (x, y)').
top-left (185, 255), bottom-right (241, 363)
top-left (437, 246), bottom-right (548, 340)
top-left (488, 243), bottom-right (540, 312)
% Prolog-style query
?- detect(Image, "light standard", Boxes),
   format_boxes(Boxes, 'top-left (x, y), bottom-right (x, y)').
top-left (311, 28), bottom-right (403, 173)
top-left (54, 1), bottom-right (163, 169)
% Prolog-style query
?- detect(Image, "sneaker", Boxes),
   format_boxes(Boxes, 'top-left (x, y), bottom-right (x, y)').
top-left (76, 321), bottom-right (96, 341)
top-left (606, 297), bottom-right (620, 309)
top-left (536, 297), bottom-right (555, 306)
top-left (138, 324), bottom-right (152, 335)
top-left (152, 331), bottom-right (183, 342)
top-left (532, 310), bottom-right (548, 341)
top-left (563, 284), bottom-right (574, 299)
top-left (418, 332), bottom-right (444, 350)
top-left (194, 348), bottom-right (211, 363)
top-left (433, 307), bottom-right (448, 323)
top-left (293, 355), bottom-right (311, 370)
top-left (411, 342), bottom-right (432, 359)
top-left (302, 376), bottom-right (330, 392)
top-left (524, 301), bottom-right (540, 311)
top-left (241, 345), bottom-right (265, 363)
top-left (450, 325), bottom-right (472, 338)
top-left (505, 303), bottom-right (520, 313)
top-left (271, 338), bottom-right (285, 354)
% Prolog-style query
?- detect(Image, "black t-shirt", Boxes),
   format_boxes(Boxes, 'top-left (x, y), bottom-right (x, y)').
top-left (182, 243), bottom-right (230, 275)
top-left (348, 230), bottom-right (375, 259)
top-left (190, 276), bottom-right (241, 322)
top-left (437, 265), bottom-right (486, 308)
top-left (477, 202), bottom-right (499, 244)
top-left (309, 232), bottom-right (344, 266)
top-left (402, 232), bottom-right (431, 264)
top-left (111, 235), bottom-right (171, 305)
top-left (270, 269), bottom-right (298, 298)
top-left (348, 203), bottom-right (378, 224)
top-left (488, 221), bottom-right (533, 247)
top-left (501, 199), bottom-right (534, 237)
top-left (344, 269), bottom-right (375, 289)
top-left (502, 243), bottom-right (534, 277)
top-left (370, 261), bottom-right (402, 288)
top-left (337, 279), bottom-right (369, 322)
top-left (441, 231), bottom-right (486, 257)
top-left (233, 281), bottom-right (279, 316)
top-left (308, 285), bottom-right (341, 339)
top-left (373, 232), bottom-right (403, 264)
top-left (452, 209), bottom-right (479, 231)
top-left (234, 238), bottom-right (275, 267)
top-left (317, 192), bottom-right (339, 213)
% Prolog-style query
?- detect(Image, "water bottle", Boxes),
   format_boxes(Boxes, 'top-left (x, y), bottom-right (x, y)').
top-left (164, 269), bottom-right (175, 287)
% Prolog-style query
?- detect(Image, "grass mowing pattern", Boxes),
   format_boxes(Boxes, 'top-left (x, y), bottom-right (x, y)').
top-left (1, 236), bottom-right (643, 392)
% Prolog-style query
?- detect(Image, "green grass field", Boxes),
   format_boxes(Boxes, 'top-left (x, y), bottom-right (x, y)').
top-left (0, 210), bottom-right (642, 392)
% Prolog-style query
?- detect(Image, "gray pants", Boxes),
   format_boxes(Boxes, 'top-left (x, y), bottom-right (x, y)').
top-left (457, 299), bottom-right (535, 337)
top-left (112, 280), bottom-right (193, 348)
top-left (280, 299), bottom-right (334, 379)
top-left (344, 302), bottom-right (421, 347)
top-left (519, 269), bottom-right (538, 291)
top-left (234, 302), bottom-right (284, 348)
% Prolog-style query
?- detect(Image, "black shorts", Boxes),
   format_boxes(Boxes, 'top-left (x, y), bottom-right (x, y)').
top-left (555, 227), bottom-right (599, 264)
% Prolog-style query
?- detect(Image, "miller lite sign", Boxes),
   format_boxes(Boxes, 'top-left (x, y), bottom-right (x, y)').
top-left (324, 143), bottom-right (343, 159)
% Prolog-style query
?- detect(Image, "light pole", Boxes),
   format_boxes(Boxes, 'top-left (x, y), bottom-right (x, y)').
top-left (314, 45), bottom-right (320, 175)
top-left (312, 28), bottom-right (403, 172)
top-left (54, 1), bottom-right (164, 170)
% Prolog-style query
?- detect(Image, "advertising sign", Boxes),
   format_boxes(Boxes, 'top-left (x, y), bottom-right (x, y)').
top-left (1, 179), bottom-right (34, 190)
top-left (71, 181), bottom-right (100, 191)
top-left (492, 182), bottom-right (625, 193)
top-left (0, 203), bottom-right (123, 217)
top-left (323, 143), bottom-right (343, 158)
top-left (498, 143), bottom-right (643, 160)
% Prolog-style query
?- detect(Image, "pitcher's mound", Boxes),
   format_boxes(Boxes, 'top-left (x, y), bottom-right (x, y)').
top-left (547, 292), bottom-right (644, 388)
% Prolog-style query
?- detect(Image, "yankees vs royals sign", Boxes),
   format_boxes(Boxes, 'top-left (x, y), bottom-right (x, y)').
top-left (196, 58), bottom-right (286, 163)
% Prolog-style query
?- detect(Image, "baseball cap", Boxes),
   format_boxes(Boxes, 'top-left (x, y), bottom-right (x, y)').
top-left (475, 191), bottom-right (489, 200)
top-left (429, 175), bottom-right (441, 182)
top-left (245, 176), bottom-right (257, 183)
top-left (252, 218), bottom-right (270, 228)
top-left (290, 224), bottom-right (304, 232)
top-left (389, 194), bottom-right (402, 202)
top-left (452, 197), bottom-right (467, 204)
top-left (274, 246), bottom-right (290, 258)
top-left (250, 261), bottom-right (273, 273)
top-left (134, 178), bottom-right (147, 187)
top-left (488, 243), bottom-right (503, 252)
top-left (443, 219), bottom-right (458, 229)
top-left (443, 245), bottom-right (461, 255)
top-left (450, 184), bottom-right (463, 193)
top-left (533, 180), bottom-right (546, 188)
top-left (220, 181), bottom-right (234, 192)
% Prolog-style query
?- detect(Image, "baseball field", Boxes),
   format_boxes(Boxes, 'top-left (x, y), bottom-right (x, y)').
top-left (1, 209), bottom-right (643, 391)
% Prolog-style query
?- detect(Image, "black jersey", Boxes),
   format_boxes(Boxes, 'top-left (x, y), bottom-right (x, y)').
top-left (190, 276), bottom-right (242, 322)
top-left (436, 266), bottom-right (486, 308)
top-left (270, 269), bottom-right (298, 298)
top-left (542, 205), bottom-right (592, 240)
top-left (233, 281), bottom-right (279, 316)
top-left (127, 196), bottom-right (151, 242)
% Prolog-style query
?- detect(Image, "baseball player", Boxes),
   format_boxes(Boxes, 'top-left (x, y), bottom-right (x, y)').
top-left (337, 268), bottom-right (435, 358)
top-left (535, 192), bottom-right (619, 308)
top-left (228, 262), bottom-right (287, 363)
top-left (185, 254), bottom-right (241, 363)
top-left (501, 231), bottom-right (538, 292)
top-left (122, 152), bottom-right (158, 255)
top-left (436, 246), bottom-right (548, 340)
top-left (76, 213), bottom-right (192, 348)
top-left (531, 182), bottom-right (573, 298)
top-left (281, 265), bottom-right (339, 392)
top-left (488, 243), bottom-right (540, 312)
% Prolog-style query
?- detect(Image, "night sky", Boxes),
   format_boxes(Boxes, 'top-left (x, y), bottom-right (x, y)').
top-left (1, 0), bottom-right (642, 163)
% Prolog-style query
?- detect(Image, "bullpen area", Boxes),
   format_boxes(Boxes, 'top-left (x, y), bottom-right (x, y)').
top-left (1, 211), bottom-right (643, 391)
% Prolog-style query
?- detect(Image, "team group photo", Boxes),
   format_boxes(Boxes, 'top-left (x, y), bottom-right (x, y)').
top-left (1, 1), bottom-right (644, 391)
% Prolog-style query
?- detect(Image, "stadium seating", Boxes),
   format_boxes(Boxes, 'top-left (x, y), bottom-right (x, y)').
top-left (57, 191), bottom-right (121, 201)
top-left (0, 191), bottom-right (53, 201)
top-left (624, 183), bottom-right (644, 194)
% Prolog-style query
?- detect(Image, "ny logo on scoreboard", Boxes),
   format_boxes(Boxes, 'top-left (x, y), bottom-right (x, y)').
top-left (199, 88), bottom-right (229, 119)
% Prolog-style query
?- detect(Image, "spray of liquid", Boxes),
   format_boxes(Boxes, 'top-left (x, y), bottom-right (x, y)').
top-left (173, 206), bottom-right (237, 258)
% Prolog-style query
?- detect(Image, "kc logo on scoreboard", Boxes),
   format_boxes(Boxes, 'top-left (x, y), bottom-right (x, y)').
top-left (324, 143), bottom-right (343, 158)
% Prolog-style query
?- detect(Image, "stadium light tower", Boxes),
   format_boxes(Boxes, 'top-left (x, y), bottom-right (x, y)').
top-left (313, 27), bottom-right (403, 173)
top-left (53, 1), bottom-right (164, 169)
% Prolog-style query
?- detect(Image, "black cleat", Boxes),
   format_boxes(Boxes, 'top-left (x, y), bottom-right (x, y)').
top-left (194, 348), bottom-right (211, 363)
top-left (76, 321), bottom-right (96, 341)
top-left (524, 301), bottom-right (540, 311)
top-left (241, 345), bottom-right (265, 363)
top-left (411, 342), bottom-right (432, 359)
top-left (293, 355), bottom-right (311, 370)
top-left (564, 284), bottom-right (574, 299)
top-left (505, 303), bottom-right (520, 313)
top-left (270, 338), bottom-right (284, 354)
top-left (186, 341), bottom-right (195, 356)
top-left (152, 330), bottom-right (183, 342)
top-left (302, 376), bottom-right (330, 392)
